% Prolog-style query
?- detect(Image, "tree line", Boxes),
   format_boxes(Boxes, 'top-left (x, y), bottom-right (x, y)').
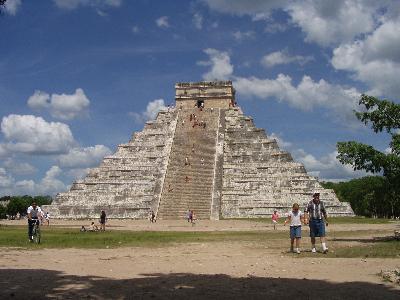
top-left (0, 196), bottom-right (52, 219)
top-left (321, 176), bottom-right (399, 218)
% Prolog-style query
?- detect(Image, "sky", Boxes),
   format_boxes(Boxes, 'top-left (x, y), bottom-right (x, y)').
top-left (0, 0), bottom-right (399, 196)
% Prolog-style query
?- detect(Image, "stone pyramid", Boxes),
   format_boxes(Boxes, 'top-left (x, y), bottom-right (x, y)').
top-left (45, 81), bottom-right (354, 219)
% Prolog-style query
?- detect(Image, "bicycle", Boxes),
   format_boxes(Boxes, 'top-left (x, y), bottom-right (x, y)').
top-left (31, 219), bottom-right (41, 244)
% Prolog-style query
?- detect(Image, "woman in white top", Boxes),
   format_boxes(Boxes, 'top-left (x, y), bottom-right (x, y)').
top-left (284, 203), bottom-right (305, 254)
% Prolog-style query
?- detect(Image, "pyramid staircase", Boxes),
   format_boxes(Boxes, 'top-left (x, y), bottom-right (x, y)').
top-left (157, 108), bottom-right (220, 219)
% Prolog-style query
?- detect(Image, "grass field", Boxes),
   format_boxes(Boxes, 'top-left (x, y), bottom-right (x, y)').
top-left (0, 225), bottom-right (287, 249)
top-left (1, 221), bottom-right (398, 258)
top-left (231, 216), bottom-right (394, 224)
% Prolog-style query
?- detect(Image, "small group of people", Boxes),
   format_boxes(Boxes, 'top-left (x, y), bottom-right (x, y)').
top-left (189, 113), bottom-right (207, 129)
top-left (276, 192), bottom-right (329, 254)
top-left (149, 210), bottom-right (156, 223)
top-left (81, 222), bottom-right (99, 232)
top-left (80, 210), bottom-right (107, 232)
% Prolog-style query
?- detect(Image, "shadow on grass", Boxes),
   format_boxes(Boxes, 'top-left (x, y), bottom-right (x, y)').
top-left (1, 269), bottom-right (399, 300)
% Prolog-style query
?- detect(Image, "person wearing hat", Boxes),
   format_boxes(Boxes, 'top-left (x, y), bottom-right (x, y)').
top-left (304, 192), bottom-right (329, 253)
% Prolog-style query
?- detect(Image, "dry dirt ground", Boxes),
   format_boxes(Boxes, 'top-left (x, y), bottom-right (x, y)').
top-left (0, 219), bottom-right (399, 299)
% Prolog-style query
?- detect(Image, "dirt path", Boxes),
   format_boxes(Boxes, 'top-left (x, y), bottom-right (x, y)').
top-left (0, 220), bottom-right (399, 299)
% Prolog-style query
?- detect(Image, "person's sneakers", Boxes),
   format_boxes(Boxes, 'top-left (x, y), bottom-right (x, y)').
top-left (323, 248), bottom-right (329, 254)
top-left (311, 247), bottom-right (317, 253)
top-left (296, 248), bottom-right (301, 254)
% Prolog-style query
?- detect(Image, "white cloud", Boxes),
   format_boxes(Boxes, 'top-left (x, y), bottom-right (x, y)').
top-left (1, 114), bottom-right (75, 154)
top-left (129, 99), bottom-right (167, 124)
top-left (286, 0), bottom-right (376, 47)
top-left (36, 165), bottom-right (67, 195)
top-left (0, 165), bottom-right (68, 196)
top-left (3, 159), bottom-right (36, 176)
top-left (193, 13), bottom-right (203, 29)
top-left (3, 0), bottom-right (21, 15)
top-left (57, 145), bottom-right (112, 168)
top-left (0, 168), bottom-right (14, 189)
top-left (53, 0), bottom-right (122, 10)
top-left (131, 26), bottom-right (140, 33)
top-left (261, 50), bottom-right (313, 67)
top-left (270, 133), bottom-right (368, 181)
top-left (198, 48), bottom-right (234, 80)
top-left (202, 0), bottom-right (286, 17)
top-left (156, 16), bottom-right (169, 28)
top-left (234, 74), bottom-right (360, 117)
top-left (203, 0), bottom-right (395, 47)
top-left (232, 30), bottom-right (255, 41)
top-left (331, 18), bottom-right (400, 97)
top-left (0, 144), bottom-right (8, 158)
top-left (28, 88), bottom-right (90, 120)
top-left (264, 22), bottom-right (287, 33)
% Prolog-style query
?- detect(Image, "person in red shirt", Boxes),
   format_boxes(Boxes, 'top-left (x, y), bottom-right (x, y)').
top-left (271, 210), bottom-right (279, 230)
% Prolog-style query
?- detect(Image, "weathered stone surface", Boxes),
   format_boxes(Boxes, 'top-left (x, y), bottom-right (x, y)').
top-left (45, 81), bottom-right (354, 219)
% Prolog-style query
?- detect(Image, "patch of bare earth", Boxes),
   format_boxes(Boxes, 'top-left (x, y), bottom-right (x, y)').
top-left (0, 220), bottom-right (399, 299)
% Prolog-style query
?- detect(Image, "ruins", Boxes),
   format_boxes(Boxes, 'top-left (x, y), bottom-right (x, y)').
top-left (45, 81), bottom-right (354, 219)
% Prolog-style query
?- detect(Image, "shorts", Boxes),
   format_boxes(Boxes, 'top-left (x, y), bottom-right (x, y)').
top-left (272, 220), bottom-right (277, 224)
top-left (309, 219), bottom-right (325, 237)
top-left (290, 225), bottom-right (302, 239)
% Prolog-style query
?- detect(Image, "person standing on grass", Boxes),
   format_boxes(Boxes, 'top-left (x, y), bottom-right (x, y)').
top-left (99, 210), bottom-right (107, 231)
top-left (305, 192), bottom-right (329, 253)
top-left (284, 203), bottom-right (304, 254)
top-left (271, 210), bottom-right (279, 230)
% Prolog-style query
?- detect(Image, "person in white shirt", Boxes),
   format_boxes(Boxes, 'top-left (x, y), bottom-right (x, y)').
top-left (27, 202), bottom-right (43, 242)
top-left (284, 203), bottom-right (305, 254)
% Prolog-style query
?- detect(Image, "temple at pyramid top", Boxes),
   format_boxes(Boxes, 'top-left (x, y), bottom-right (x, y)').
top-left (44, 81), bottom-right (354, 219)
top-left (175, 81), bottom-right (235, 109)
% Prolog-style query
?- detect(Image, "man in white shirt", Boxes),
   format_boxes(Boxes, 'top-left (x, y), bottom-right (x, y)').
top-left (27, 202), bottom-right (42, 242)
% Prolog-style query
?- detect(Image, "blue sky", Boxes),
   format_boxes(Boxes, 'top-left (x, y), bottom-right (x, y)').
top-left (1, 0), bottom-right (399, 196)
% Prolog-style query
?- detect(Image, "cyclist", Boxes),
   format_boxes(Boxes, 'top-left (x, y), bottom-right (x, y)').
top-left (27, 202), bottom-right (43, 242)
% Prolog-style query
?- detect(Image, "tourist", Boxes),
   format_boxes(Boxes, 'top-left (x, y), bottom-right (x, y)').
top-left (27, 202), bottom-right (43, 242)
top-left (44, 212), bottom-right (50, 226)
top-left (191, 211), bottom-right (196, 225)
top-left (99, 210), bottom-right (107, 231)
top-left (305, 192), bottom-right (329, 253)
top-left (271, 210), bottom-right (279, 230)
top-left (185, 157), bottom-right (190, 166)
top-left (168, 184), bottom-right (173, 192)
top-left (284, 203), bottom-right (304, 253)
top-left (186, 210), bottom-right (191, 222)
top-left (149, 210), bottom-right (156, 223)
top-left (89, 222), bottom-right (98, 231)
top-left (80, 225), bottom-right (86, 232)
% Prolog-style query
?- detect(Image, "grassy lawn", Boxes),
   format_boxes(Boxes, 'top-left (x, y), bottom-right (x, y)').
top-left (329, 240), bottom-right (400, 258)
top-left (0, 225), bottom-right (287, 249)
top-left (228, 216), bottom-right (394, 224)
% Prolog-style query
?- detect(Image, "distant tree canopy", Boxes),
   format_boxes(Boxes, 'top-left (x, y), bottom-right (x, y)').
top-left (321, 176), bottom-right (395, 218)
top-left (0, 195), bottom-right (52, 219)
top-left (336, 94), bottom-right (400, 218)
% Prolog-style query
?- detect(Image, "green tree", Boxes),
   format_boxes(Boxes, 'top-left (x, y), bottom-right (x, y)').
top-left (0, 204), bottom-right (6, 219)
top-left (337, 95), bottom-right (400, 218)
top-left (6, 197), bottom-right (26, 218)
